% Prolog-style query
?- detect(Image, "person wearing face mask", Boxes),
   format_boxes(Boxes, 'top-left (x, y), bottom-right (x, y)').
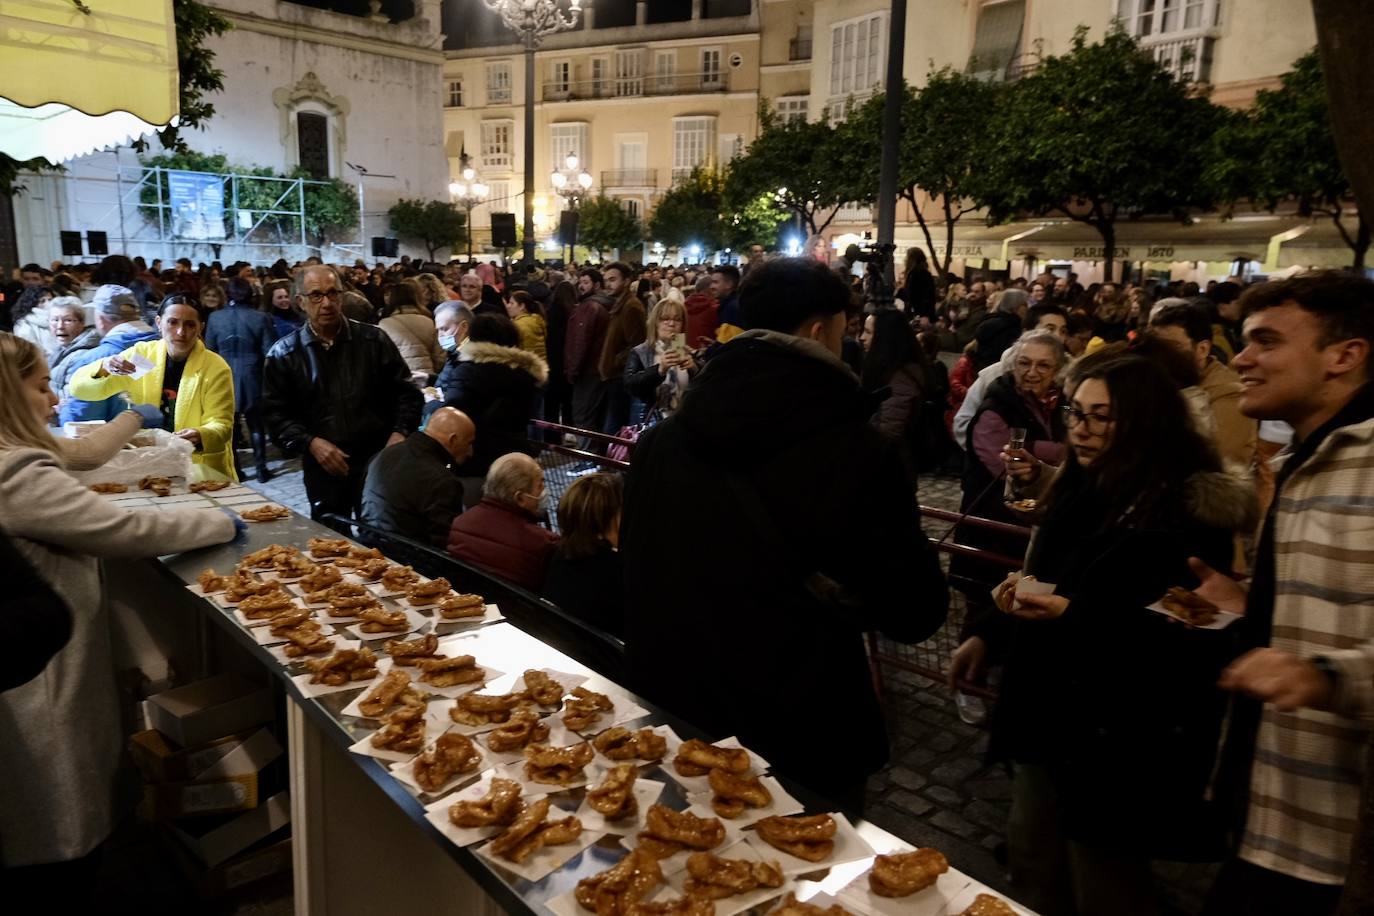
top-left (69, 295), bottom-right (239, 480)
top-left (360, 406), bottom-right (475, 548)
top-left (445, 452), bottom-right (559, 591)
top-left (947, 352), bottom-right (1254, 916)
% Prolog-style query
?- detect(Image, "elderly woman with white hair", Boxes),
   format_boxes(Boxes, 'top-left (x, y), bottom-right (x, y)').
top-left (444, 452), bottom-right (559, 590)
top-left (45, 297), bottom-right (96, 373)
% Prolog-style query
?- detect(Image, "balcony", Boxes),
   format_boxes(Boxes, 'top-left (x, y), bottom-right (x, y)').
top-left (542, 70), bottom-right (730, 102)
top-left (789, 37), bottom-right (812, 61)
top-left (601, 168), bottom-right (658, 189)
top-left (1140, 29), bottom-right (1216, 83)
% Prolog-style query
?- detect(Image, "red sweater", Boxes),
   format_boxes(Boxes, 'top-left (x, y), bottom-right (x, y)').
top-left (446, 499), bottom-right (559, 591)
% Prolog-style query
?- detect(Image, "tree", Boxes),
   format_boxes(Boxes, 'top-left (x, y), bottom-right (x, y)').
top-left (2, 0), bottom-right (230, 195)
top-left (648, 170), bottom-right (727, 252)
top-left (721, 189), bottom-right (789, 251)
top-left (1206, 49), bottom-right (1368, 270)
top-left (837, 71), bottom-right (1002, 278)
top-left (725, 106), bottom-right (849, 236)
top-left (388, 198), bottom-right (467, 261)
top-left (576, 194), bottom-right (642, 258)
top-left (978, 25), bottom-right (1225, 281)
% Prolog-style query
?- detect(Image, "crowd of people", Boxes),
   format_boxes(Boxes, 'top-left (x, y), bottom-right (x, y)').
top-left (2, 244), bottom-right (1372, 916)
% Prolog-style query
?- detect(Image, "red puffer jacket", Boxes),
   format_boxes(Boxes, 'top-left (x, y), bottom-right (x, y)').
top-left (445, 499), bottom-right (559, 591)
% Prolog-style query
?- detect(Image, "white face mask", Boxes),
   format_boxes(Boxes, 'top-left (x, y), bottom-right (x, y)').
top-left (439, 333), bottom-right (457, 352)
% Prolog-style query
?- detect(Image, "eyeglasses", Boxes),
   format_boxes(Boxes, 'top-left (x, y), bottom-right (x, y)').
top-left (304, 289), bottom-right (342, 304)
top-left (1061, 405), bottom-right (1114, 434)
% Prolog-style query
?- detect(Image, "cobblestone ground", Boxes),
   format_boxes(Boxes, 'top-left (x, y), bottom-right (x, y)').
top-left (242, 455), bottom-right (1218, 914)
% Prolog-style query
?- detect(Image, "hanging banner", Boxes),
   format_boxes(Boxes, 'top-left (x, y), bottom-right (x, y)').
top-left (167, 170), bottom-right (225, 240)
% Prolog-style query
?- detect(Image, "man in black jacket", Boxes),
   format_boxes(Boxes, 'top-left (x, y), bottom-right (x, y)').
top-left (360, 407), bottom-right (474, 547)
top-left (622, 257), bottom-right (949, 812)
top-left (262, 265), bottom-right (423, 525)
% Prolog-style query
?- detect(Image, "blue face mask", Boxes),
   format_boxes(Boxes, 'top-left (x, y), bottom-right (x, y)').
top-left (439, 333), bottom-right (457, 352)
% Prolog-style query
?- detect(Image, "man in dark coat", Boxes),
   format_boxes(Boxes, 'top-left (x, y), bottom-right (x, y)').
top-left (972, 288), bottom-right (1029, 372)
top-left (360, 407), bottom-right (474, 548)
top-left (622, 257), bottom-right (949, 812)
top-left (564, 269), bottom-right (613, 433)
top-left (205, 277), bottom-right (278, 480)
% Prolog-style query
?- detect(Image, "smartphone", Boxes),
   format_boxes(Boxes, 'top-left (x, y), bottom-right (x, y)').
top-left (671, 333), bottom-right (688, 357)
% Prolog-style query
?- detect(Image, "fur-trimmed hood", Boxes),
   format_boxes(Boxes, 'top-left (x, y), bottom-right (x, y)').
top-left (1182, 469), bottom-right (1258, 534)
top-left (462, 340), bottom-right (549, 385)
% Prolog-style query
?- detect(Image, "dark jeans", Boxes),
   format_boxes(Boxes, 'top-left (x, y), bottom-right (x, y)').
top-left (544, 376), bottom-right (572, 440)
top-left (1202, 858), bottom-right (1342, 916)
top-left (571, 374), bottom-right (609, 436)
top-left (601, 378), bottom-right (632, 436)
top-left (240, 403), bottom-right (269, 470)
top-left (303, 451), bottom-right (369, 532)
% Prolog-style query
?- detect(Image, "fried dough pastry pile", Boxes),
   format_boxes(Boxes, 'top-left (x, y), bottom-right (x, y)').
top-left (370, 703), bottom-right (427, 753)
top-left (449, 777), bottom-right (525, 828)
top-left (239, 590), bottom-right (296, 619)
top-left (575, 848), bottom-right (663, 915)
top-left (307, 582), bottom-right (379, 616)
top-left (439, 593), bottom-right (486, 619)
top-left (240, 543), bottom-right (298, 571)
top-left (769, 892), bottom-right (853, 915)
top-left (673, 740), bottom-right (750, 778)
top-left (224, 573), bottom-right (285, 604)
top-left (957, 894), bottom-right (1017, 916)
top-left (197, 569), bottom-right (230, 593)
top-left (353, 557), bottom-right (392, 581)
top-left (523, 741), bottom-right (595, 786)
top-left (488, 797), bottom-right (583, 864)
top-left (381, 564), bottom-right (420, 590)
top-left (563, 686), bottom-right (614, 731)
top-left (869, 848), bottom-right (948, 897)
top-left (683, 852), bottom-right (784, 901)
top-left (335, 546), bottom-right (385, 569)
top-left (240, 504), bottom-right (290, 522)
top-left (358, 606), bottom-right (410, 633)
top-left (307, 537), bottom-right (351, 559)
top-left (1161, 586), bottom-right (1219, 626)
top-left (90, 482), bottom-right (128, 494)
top-left (486, 708), bottom-right (550, 752)
top-left (621, 901), bottom-right (715, 916)
top-left (406, 576), bottom-right (451, 606)
top-left (272, 551), bottom-right (316, 579)
top-left (594, 727), bottom-right (668, 763)
top-left (139, 475), bottom-right (172, 497)
top-left (417, 654), bottom-right (486, 688)
top-left (358, 669), bottom-right (426, 718)
top-left (268, 607), bottom-right (313, 632)
top-left (385, 633), bottom-right (440, 666)
top-left (298, 564), bottom-right (343, 593)
top-left (521, 669), bottom-right (567, 707)
top-left (188, 479), bottom-right (230, 493)
top-left (708, 768), bottom-right (772, 819)
top-left (636, 804), bottom-right (726, 859)
top-left (754, 815), bottom-right (835, 863)
top-left (449, 691), bottom-right (531, 726)
top-left (307, 648), bottom-right (379, 685)
top-left (587, 763), bottom-right (639, 821)
top-left (414, 732), bottom-right (482, 792)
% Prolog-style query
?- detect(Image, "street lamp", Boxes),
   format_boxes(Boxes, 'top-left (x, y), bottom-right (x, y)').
top-left (448, 150), bottom-right (489, 262)
top-left (550, 151), bottom-right (593, 261)
top-left (481, 0), bottom-right (589, 267)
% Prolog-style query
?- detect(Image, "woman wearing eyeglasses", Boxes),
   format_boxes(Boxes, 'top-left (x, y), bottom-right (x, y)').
top-left (949, 350), bottom-right (1256, 916)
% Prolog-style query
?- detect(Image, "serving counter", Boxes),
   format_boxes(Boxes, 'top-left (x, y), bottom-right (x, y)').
top-left (116, 496), bottom-right (1034, 916)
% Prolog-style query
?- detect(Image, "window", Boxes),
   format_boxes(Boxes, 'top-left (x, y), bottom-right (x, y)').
top-left (484, 179), bottom-right (510, 217)
top-left (836, 201), bottom-right (873, 223)
top-left (296, 112), bottom-right (330, 179)
top-left (446, 78), bottom-right (463, 108)
top-left (481, 119), bottom-right (513, 169)
top-left (486, 62), bottom-right (512, 105)
top-left (718, 133), bottom-right (743, 166)
top-left (591, 58), bottom-right (608, 97)
top-left (550, 60), bottom-right (570, 95)
top-left (551, 122), bottom-right (589, 173)
top-left (701, 48), bottom-right (723, 89)
top-left (653, 50), bottom-right (675, 92)
top-left (615, 49), bottom-right (644, 97)
top-left (774, 96), bottom-right (809, 123)
top-left (1117, 0), bottom-right (1213, 35)
top-left (967, 1), bottom-right (1025, 80)
top-left (829, 13), bottom-right (884, 98)
top-left (672, 116), bottom-right (716, 180)
top-left (790, 25), bottom-right (813, 61)
top-left (622, 198), bottom-right (641, 220)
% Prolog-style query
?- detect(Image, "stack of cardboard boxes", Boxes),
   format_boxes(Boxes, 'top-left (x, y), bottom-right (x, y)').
top-left (130, 673), bottom-right (292, 897)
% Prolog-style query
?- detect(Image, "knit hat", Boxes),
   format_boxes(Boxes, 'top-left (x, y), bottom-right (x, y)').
top-left (92, 284), bottom-right (139, 321)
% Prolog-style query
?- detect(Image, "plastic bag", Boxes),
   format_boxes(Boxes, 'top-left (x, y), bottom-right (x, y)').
top-left (74, 428), bottom-right (195, 486)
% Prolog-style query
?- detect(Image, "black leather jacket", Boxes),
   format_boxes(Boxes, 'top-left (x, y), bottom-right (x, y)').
top-left (262, 318), bottom-right (423, 458)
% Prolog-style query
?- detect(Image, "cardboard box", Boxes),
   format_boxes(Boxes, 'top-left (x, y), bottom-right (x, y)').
top-left (139, 729), bottom-right (284, 819)
top-left (145, 674), bottom-right (273, 748)
top-left (164, 831), bottom-right (292, 898)
top-left (130, 729), bottom-right (253, 783)
top-left (172, 791), bottom-right (291, 867)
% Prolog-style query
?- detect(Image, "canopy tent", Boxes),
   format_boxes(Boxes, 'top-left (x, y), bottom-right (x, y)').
top-left (0, 0), bottom-right (178, 162)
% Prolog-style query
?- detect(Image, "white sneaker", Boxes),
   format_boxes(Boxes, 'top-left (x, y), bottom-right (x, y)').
top-left (955, 691), bottom-right (988, 725)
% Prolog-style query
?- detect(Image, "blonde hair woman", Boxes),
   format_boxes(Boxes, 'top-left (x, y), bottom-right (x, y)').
top-left (0, 332), bottom-right (239, 880)
top-left (622, 297), bottom-right (697, 422)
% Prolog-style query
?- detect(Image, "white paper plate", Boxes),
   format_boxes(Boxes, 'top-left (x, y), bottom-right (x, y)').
top-left (421, 773), bottom-right (523, 847)
top-left (686, 774), bottom-right (805, 827)
top-left (267, 635), bottom-right (360, 666)
top-left (348, 713), bottom-right (452, 764)
top-left (474, 824), bottom-right (604, 884)
top-left (660, 734), bottom-right (772, 795)
top-left (660, 838), bottom-right (794, 916)
top-left (836, 853), bottom-right (974, 916)
top-left (573, 768), bottom-right (665, 836)
top-left (619, 803), bottom-right (746, 876)
top-left (1146, 598), bottom-right (1241, 630)
top-left (743, 812), bottom-right (874, 877)
top-left (388, 739), bottom-right (488, 796)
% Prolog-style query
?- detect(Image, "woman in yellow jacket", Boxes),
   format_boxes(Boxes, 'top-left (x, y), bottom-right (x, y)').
top-left (68, 298), bottom-right (238, 481)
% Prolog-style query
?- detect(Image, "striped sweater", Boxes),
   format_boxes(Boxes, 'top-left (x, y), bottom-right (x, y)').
top-left (1240, 410), bottom-right (1374, 885)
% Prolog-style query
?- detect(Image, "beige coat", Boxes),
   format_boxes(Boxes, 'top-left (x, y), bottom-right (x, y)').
top-left (1200, 358), bottom-right (1256, 474)
top-left (380, 307), bottom-right (445, 377)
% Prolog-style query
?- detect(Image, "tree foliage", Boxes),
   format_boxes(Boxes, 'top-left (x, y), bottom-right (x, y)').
top-left (648, 170), bottom-right (728, 252)
top-left (721, 189), bottom-right (789, 251)
top-left (388, 198), bottom-right (467, 260)
top-left (977, 25), bottom-right (1225, 279)
top-left (1206, 50), bottom-right (1368, 269)
top-left (576, 194), bottom-right (642, 258)
top-left (725, 106), bottom-right (852, 236)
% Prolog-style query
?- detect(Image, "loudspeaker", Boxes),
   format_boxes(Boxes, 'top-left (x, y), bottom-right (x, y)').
top-left (371, 236), bottom-right (399, 258)
top-left (490, 212), bottom-right (517, 249)
top-left (558, 210), bottom-right (579, 247)
top-left (60, 230), bottom-right (83, 257)
top-left (86, 231), bottom-right (108, 255)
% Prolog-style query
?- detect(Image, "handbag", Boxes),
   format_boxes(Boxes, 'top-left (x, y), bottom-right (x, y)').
top-left (608, 408), bottom-right (663, 462)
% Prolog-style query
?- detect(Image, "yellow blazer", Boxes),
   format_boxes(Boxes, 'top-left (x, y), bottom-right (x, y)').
top-left (69, 338), bottom-right (238, 481)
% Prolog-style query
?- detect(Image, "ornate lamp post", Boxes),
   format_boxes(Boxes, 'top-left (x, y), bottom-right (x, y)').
top-left (448, 150), bottom-right (489, 262)
top-left (550, 151), bottom-right (593, 261)
top-left (481, 0), bottom-right (588, 266)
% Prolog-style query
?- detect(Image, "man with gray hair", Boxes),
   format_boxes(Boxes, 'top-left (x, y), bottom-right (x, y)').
top-left (57, 285), bottom-right (158, 425)
top-left (972, 287), bottom-right (1029, 373)
top-left (444, 452), bottom-right (559, 590)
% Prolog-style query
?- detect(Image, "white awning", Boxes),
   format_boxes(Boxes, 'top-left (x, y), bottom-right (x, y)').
top-left (0, 0), bottom-right (179, 162)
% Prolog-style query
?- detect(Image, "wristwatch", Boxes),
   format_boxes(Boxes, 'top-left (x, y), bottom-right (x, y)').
top-left (1310, 655), bottom-right (1341, 692)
